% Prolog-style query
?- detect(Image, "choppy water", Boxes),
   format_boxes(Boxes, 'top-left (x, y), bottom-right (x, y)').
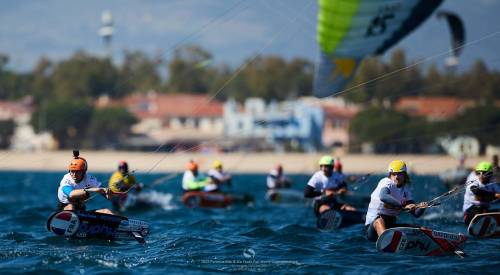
top-left (0, 171), bottom-right (498, 274)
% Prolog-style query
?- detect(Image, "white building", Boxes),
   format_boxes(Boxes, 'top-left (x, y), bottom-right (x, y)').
top-left (224, 98), bottom-right (324, 152)
top-left (0, 97), bottom-right (57, 151)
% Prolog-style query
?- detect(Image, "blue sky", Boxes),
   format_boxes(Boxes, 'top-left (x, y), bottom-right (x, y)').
top-left (1, 0), bottom-right (499, 72)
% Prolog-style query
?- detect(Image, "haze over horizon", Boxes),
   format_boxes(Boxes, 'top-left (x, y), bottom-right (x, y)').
top-left (1, 0), bottom-right (499, 73)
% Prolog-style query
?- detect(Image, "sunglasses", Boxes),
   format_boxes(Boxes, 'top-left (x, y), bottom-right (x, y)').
top-left (390, 172), bottom-right (405, 176)
top-left (475, 171), bottom-right (492, 176)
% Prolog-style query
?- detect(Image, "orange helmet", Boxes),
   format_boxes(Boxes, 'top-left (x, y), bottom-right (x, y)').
top-left (186, 161), bottom-right (198, 171)
top-left (69, 157), bottom-right (88, 172)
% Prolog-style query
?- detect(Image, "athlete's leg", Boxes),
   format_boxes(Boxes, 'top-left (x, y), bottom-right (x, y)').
top-left (464, 205), bottom-right (486, 226)
top-left (340, 203), bottom-right (356, 211)
top-left (63, 204), bottom-right (75, 210)
top-left (96, 208), bottom-right (115, 215)
top-left (395, 223), bottom-right (420, 228)
top-left (318, 204), bottom-right (331, 214)
top-left (366, 222), bottom-right (378, 242)
top-left (372, 217), bottom-right (387, 237)
top-left (372, 215), bottom-right (398, 237)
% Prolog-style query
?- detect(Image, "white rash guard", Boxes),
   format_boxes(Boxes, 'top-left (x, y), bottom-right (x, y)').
top-left (463, 174), bottom-right (500, 212)
top-left (306, 171), bottom-right (345, 194)
top-left (365, 177), bottom-right (413, 225)
top-left (57, 173), bottom-right (101, 204)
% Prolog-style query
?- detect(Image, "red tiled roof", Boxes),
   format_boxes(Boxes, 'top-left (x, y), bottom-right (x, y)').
top-left (395, 97), bottom-right (474, 120)
top-left (122, 93), bottom-right (223, 119)
top-left (0, 100), bottom-right (33, 117)
top-left (322, 105), bottom-right (358, 119)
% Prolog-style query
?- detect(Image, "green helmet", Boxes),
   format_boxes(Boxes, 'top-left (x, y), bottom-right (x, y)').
top-left (475, 161), bottom-right (493, 173)
top-left (318, 156), bottom-right (334, 166)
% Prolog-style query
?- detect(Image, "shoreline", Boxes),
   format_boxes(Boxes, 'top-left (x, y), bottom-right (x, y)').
top-left (0, 150), bottom-right (484, 175)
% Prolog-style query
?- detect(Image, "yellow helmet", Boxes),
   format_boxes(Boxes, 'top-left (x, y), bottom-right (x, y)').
top-left (388, 160), bottom-right (407, 173)
top-left (213, 160), bottom-right (223, 169)
top-left (318, 156), bottom-right (334, 166)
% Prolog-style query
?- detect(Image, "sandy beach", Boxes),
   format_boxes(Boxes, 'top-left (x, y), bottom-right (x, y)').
top-left (0, 150), bottom-right (486, 175)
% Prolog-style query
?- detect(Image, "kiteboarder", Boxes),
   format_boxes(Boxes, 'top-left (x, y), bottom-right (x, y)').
top-left (182, 160), bottom-right (213, 192)
top-left (304, 156), bottom-right (355, 217)
top-left (365, 160), bottom-right (427, 242)
top-left (57, 151), bottom-right (114, 214)
top-left (463, 161), bottom-right (500, 225)
top-left (108, 160), bottom-right (143, 210)
top-left (267, 164), bottom-right (292, 190)
top-left (207, 160), bottom-right (232, 192)
top-left (333, 157), bottom-right (357, 183)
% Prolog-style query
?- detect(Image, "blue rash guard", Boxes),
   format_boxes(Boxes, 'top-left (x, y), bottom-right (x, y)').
top-left (62, 186), bottom-right (73, 197)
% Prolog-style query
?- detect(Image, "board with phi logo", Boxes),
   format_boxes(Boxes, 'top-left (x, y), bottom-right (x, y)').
top-left (376, 227), bottom-right (466, 256)
top-left (468, 212), bottom-right (500, 238)
top-left (47, 210), bottom-right (149, 243)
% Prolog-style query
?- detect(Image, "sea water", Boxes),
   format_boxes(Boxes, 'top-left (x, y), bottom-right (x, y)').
top-left (0, 171), bottom-right (498, 274)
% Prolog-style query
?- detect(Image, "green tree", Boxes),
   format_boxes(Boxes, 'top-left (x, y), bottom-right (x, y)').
top-left (85, 107), bottom-right (137, 149)
top-left (346, 56), bottom-right (385, 104)
top-left (452, 105), bottom-right (500, 151)
top-left (424, 64), bottom-right (443, 97)
top-left (166, 45), bottom-right (213, 93)
top-left (51, 51), bottom-right (119, 99)
top-left (350, 107), bottom-right (433, 153)
top-left (207, 64), bottom-right (235, 100)
top-left (229, 56), bottom-right (313, 101)
top-left (242, 56), bottom-right (287, 99)
top-left (0, 54), bottom-right (34, 100)
top-left (284, 58), bottom-right (314, 98)
top-left (0, 119), bottom-right (15, 148)
top-left (0, 54), bottom-right (10, 98)
top-left (374, 49), bottom-right (408, 104)
top-left (31, 99), bottom-right (93, 149)
top-left (461, 60), bottom-right (493, 101)
top-left (31, 57), bottom-right (54, 103)
top-left (118, 50), bottom-right (162, 95)
top-left (404, 64), bottom-right (424, 96)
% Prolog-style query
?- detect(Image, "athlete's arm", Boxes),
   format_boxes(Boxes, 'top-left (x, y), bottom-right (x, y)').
top-left (222, 173), bottom-right (231, 182)
top-left (316, 192), bottom-right (336, 204)
top-left (485, 183), bottom-right (500, 200)
top-left (404, 200), bottom-right (426, 217)
top-left (83, 187), bottom-right (111, 199)
top-left (135, 183), bottom-right (144, 192)
top-left (304, 185), bottom-right (322, 198)
top-left (412, 207), bottom-right (426, 217)
top-left (471, 185), bottom-right (496, 201)
top-left (335, 181), bottom-right (348, 195)
top-left (276, 178), bottom-right (286, 188)
top-left (379, 187), bottom-right (402, 207)
top-left (208, 175), bottom-right (219, 184)
top-left (67, 188), bottom-right (90, 202)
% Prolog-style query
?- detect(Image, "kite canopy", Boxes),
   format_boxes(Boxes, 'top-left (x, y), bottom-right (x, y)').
top-left (314, 0), bottom-right (444, 97)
